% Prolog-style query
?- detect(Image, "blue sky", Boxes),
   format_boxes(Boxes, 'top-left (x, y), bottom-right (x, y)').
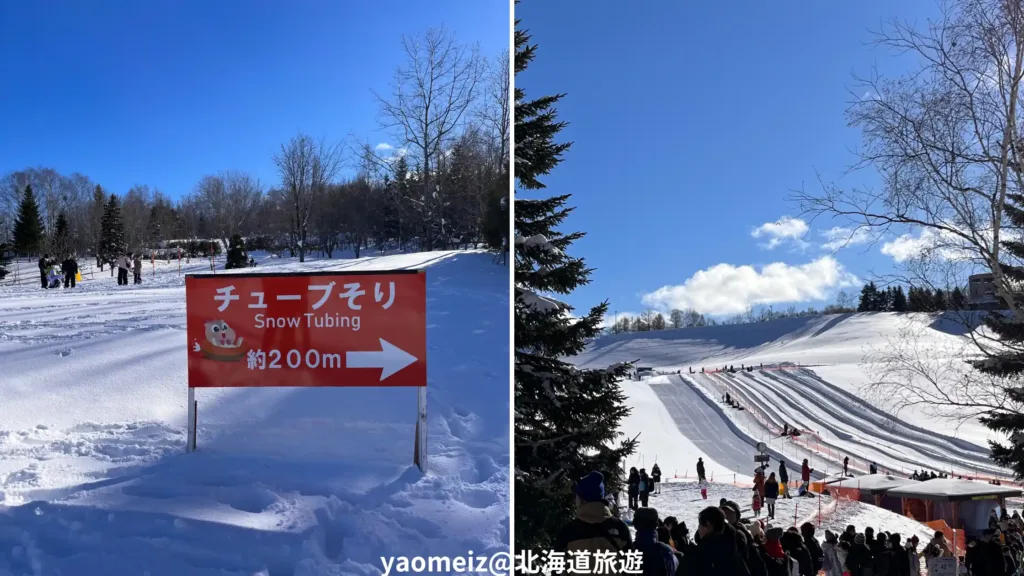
top-left (0, 0), bottom-right (507, 198)
top-left (517, 0), bottom-right (942, 320)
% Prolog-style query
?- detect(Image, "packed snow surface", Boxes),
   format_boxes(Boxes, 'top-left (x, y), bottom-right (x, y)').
top-left (0, 250), bottom-right (509, 575)
top-left (578, 313), bottom-right (1015, 502)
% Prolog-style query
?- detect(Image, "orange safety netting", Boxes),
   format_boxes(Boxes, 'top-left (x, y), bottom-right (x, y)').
top-left (923, 520), bottom-right (965, 558)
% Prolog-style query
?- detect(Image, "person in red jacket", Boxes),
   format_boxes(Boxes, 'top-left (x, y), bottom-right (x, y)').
top-left (801, 459), bottom-right (813, 482)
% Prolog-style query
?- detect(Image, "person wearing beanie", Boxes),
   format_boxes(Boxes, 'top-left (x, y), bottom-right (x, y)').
top-left (553, 471), bottom-right (632, 555)
top-left (801, 522), bottom-right (824, 575)
top-left (846, 533), bottom-right (872, 576)
top-left (630, 507), bottom-right (680, 575)
top-left (822, 530), bottom-right (845, 576)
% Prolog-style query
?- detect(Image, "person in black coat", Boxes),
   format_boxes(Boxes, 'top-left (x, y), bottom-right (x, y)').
top-left (781, 529), bottom-right (814, 576)
top-left (627, 467), bottom-right (640, 510)
top-left (778, 461), bottom-right (791, 499)
top-left (697, 458), bottom-right (706, 483)
top-left (693, 506), bottom-right (751, 576)
top-left (38, 254), bottom-right (49, 289)
top-left (62, 256), bottom-right (78, 288)
top-left (800, 523), bottom-right (824, 574)
top-left (651, 463), bottom-right (662, 495)
top-left (845, 533), bottom-right (872, 576)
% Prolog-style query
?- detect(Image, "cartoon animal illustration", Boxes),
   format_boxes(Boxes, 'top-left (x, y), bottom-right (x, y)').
top-left (204, 320), bottom-right (244, 349)
top-left (194, 319), bottom-right (247, 363)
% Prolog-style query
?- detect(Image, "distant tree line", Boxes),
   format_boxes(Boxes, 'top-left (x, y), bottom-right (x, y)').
top-left (0, 27), bottom-right (509, 278)
top-left (606, 282), bottom-right (969, 336)
top-left (856, 281), bottom-right (966, 312)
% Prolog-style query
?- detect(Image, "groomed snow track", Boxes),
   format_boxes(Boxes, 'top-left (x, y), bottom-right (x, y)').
top-left (695, 368), bottom-right (1008, 480)
top-left (649, 374), bottom-right (825, 480)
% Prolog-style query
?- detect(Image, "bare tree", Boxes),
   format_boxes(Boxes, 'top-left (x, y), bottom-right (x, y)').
top-left (195, 171), bottom-right (264, 249)
top-left (273, 133), bottom-right (342, 262)
top-left (374, 26), bottom-right (484, 250)
top-left (478, 47), bottom-right (511, 171)
top-left (795, 0), bottom-right (1024, 418)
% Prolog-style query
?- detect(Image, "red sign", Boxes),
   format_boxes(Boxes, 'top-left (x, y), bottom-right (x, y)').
top-left (185, 270), bottom-right (426, 388)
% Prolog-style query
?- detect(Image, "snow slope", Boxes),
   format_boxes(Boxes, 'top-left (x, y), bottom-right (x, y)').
top-left (0, 250), bottom-right (509, 575)
top-left (576, 313), bottom-right (1013, 489)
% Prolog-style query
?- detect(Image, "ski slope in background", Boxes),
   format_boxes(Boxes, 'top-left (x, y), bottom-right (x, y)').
top-left (578, 313), bottom-right (1014, 489)
top-left (0, 250), bottom-right (509, 575)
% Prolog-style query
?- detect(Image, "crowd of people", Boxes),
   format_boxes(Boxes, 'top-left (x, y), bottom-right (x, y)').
top-left (553, 469), bottom-right (996, 576)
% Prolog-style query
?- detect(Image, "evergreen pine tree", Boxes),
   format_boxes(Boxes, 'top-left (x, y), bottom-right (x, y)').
top-left (99, 194), bottom-right (125, 267)
top-left (12, 185), bottom-right (44, 256)
top-left (514, 20), bottom-right (635, 553)
top-left (0, 239), bottom-right (10, 280)
top-left (858, 282), bottom-right (878, 312)
top-left (225, 233), bottom-right (248, 269)
top-left (892, 286), bottom-right (908, 312)
top-left (975, 190), bottom-right (1024, 476)
top-left (933, 288), bottom-right (948, 311)
top-left (91, 185), bottom-right (106, 267)
top-left (51, 213), bottom-right (71, 257)
top-left (148, 204), bottom-right (163, 246)
top-left (951, 286), bottom-right (967, 310)
top-left (482, 172), bottom-right (510, 261)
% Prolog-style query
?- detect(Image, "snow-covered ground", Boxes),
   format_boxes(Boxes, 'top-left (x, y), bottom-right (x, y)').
top-left (0, 250), bottom-right (509, 575)
top-left (579, 313), bottom-right (1014, 486)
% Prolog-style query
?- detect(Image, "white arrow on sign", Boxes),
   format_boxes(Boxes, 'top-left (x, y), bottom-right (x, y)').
top-left (346, 339), bottom-right (418, 381)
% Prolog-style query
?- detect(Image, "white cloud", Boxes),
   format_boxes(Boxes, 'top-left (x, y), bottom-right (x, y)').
top-left (375, 143), bottom-right (394, 152)
top-left (879, 228), bottom-right (978, 263)
top-left (641, 256), bottom-right (859, 316)
top-left (821, 226), bottom-right (872, 251)
top-left (751, 216), bottom-right (809, 249)
top-left (881, 230), bottom-right (938, 263)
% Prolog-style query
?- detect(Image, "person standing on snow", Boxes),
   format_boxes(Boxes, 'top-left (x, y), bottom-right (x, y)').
top-left (753, 467), bottom-right (766, 506)
top-left (62, 255), bottom-right (78, 289)
top-left (116, 252), bottom-right (131, 286)
top-left (627, 467), bottom-right (640, 510)
top-left (38, 254), bottom-right (50, 289)
top-left (869, 462), bottom-right (878, 474)
top-left (651, 463), bottom-right (662, 495)
top-left (638, 468), bottom-right (652, 508)
top-left (133, 252), bottom-right (143, 284)
top-left (843, 456), bottom-right (850, 476)
top-left (764, 472), bottom-right (779, 520)
top-left (554, 471), bottom-right (632, 555)
top-left (697, 457), bottom-right (706, 483)
top-left (779, 460), bottom-right (791, 499)
top-left (801, 459), bottom-right (814, 484)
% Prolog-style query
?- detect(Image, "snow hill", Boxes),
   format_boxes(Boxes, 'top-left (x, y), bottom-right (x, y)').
top-left (0, 250), bottom-right (509, 575)
top-left (576, 313), bottom-right (1014, 488)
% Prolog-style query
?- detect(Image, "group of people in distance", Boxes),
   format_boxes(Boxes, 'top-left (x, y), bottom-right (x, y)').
top-left (37, 254), bottom-right (78, 289)
top-left (627, 464), bottom-right (662, 509)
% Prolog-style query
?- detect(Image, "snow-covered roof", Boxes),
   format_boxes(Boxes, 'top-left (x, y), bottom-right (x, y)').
top-left (884, 478), bottom-right (1022, 501)
top-left (827, 474), bottom-right (918, 493)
